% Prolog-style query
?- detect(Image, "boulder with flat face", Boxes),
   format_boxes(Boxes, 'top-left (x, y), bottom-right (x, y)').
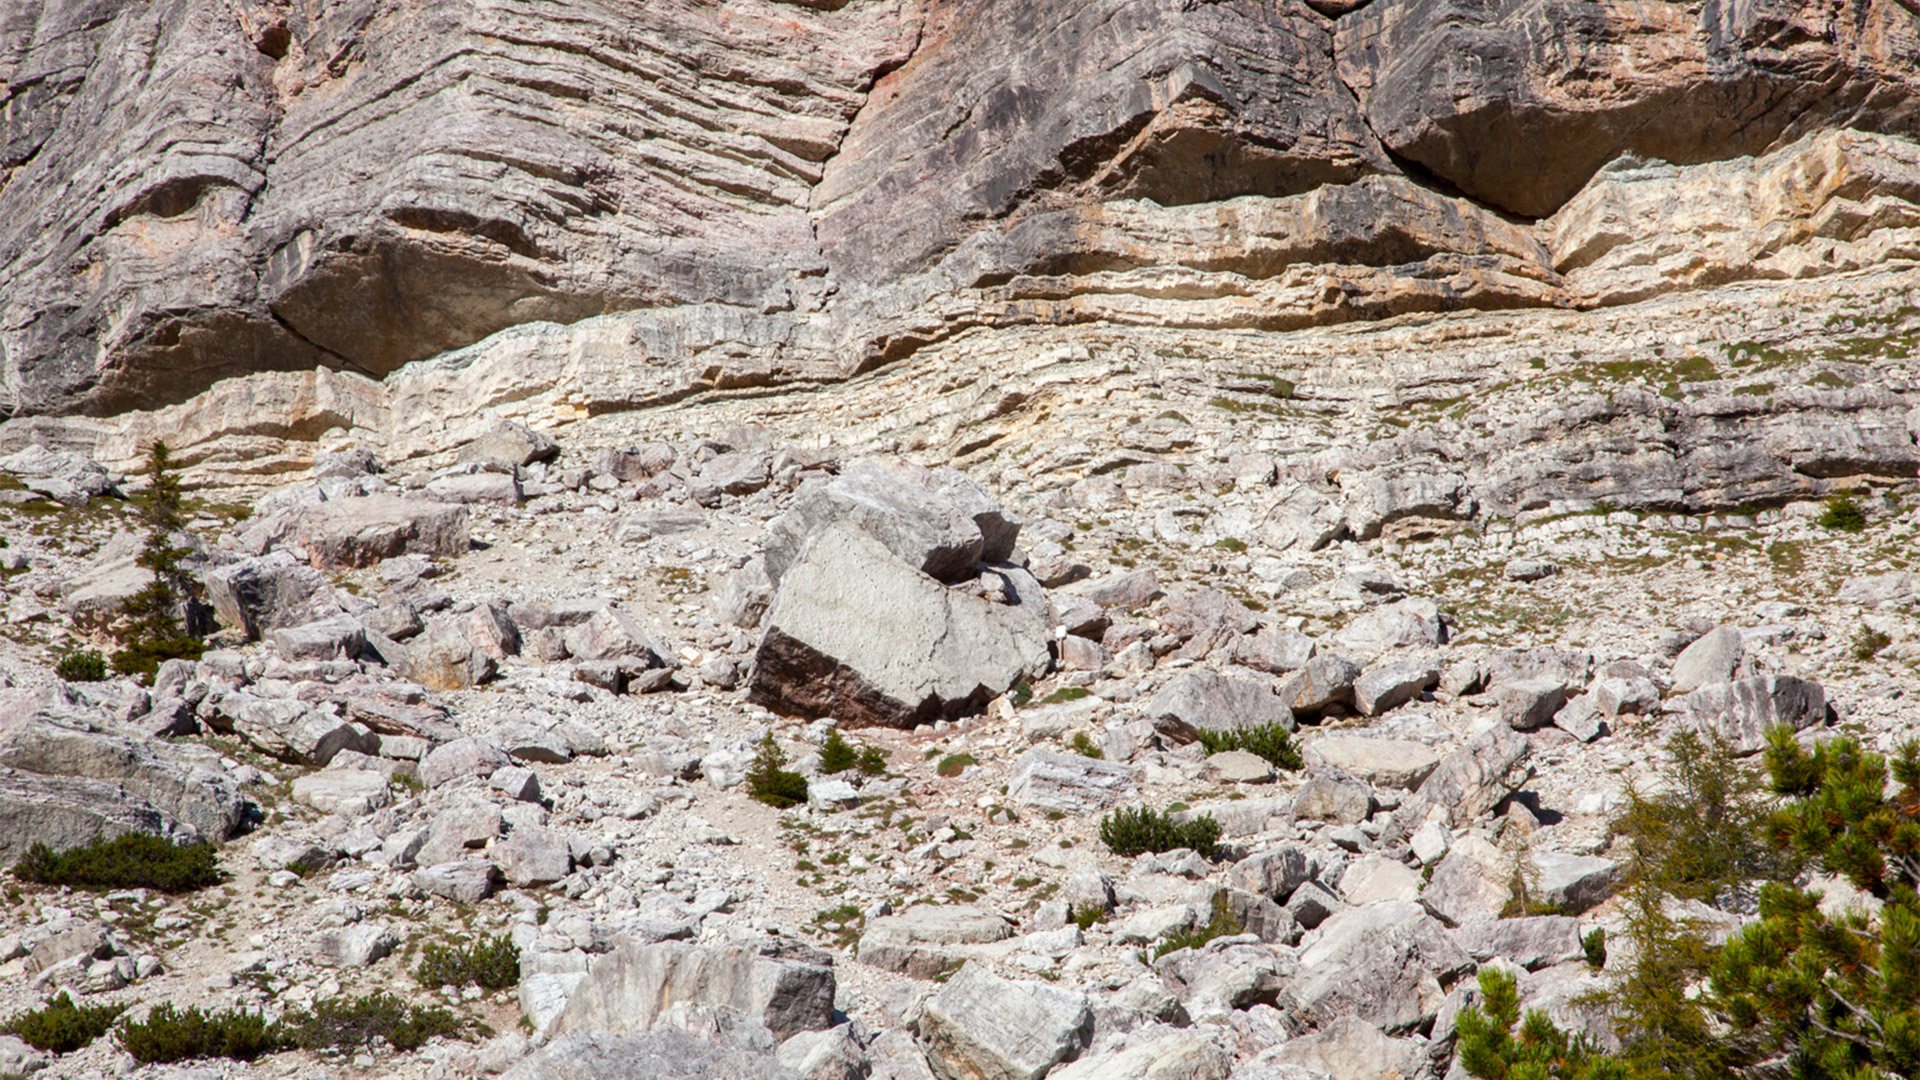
top-left (749, 522), bottom-right (1051, 727)
top-left (856, 906), bottom-right (1015, 979)
top-left (0, 713), bottom-right (248, 858)
top-left (201, 551), bottom-right (340, 638)
top-left (1007, 750), bottom-right (1136, 814)
top-left (291, 496), bottom-right (469, 569)
top-left (1146, 670), bottom-right (1294, 741)
top-left (1290, 900), bottom-right (1474, 1033)
top-left (917, 965), bottom-right (1093, 1080)
top-left (1687, 675), bottom-right (1829, 753)
top-left (550, 938), bottom-right (836, 1041)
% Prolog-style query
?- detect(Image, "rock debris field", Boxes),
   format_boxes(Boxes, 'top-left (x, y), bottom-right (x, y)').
top-left (0, 398), bottom-right (1915, 1080)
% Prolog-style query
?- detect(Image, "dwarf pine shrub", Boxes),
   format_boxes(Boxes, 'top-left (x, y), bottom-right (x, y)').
top-left (1099, 806), bottom-right (1221, 859)
top-left (12, 835), bottom-right (220, 894)
top-left (1818, 493), bottom-right (1868, 533)
top-left (747, 733), bottom-right (808, 809)
top-left (53, 650), bottom-right (106, 682)
top-left (284, 992), bottom-right (464, 1053)
top-left (118, 1004), bottom-right (287, 1064)
top-left (414, 934), bottom-right (519, 991)
top-left (4, 993), bottom-right (125, 1054)
top-left (1196, 722), bottom-right (1302, 771)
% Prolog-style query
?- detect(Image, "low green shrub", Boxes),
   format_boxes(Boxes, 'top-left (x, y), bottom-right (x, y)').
top-left (4, 993), bottom-right (125, 1054)
top-left (118, 1003), bottom-right (287, 1065)
top-left (1195, 723), bottom-right (1302, 771)
top-left (1582, 926), bottom-right (1607, 968)
top-left (414, 933), bottom-right (519, 992)
top-left (1852, 626), bottom-right (1892, 661)
top-left (818, 730), bottom-right (859, 774)
top-left (284, 992), bottom-right (464, 1053)
top-left (1041, 687), bottom-right (1091, 705)
top-left (818, 730), bottom-right (888, 776)
top-left (53, 650), bottom-right (107, 683)
top-left (12, 835), bottom-right (220, 893)
top-left (1099, 806), bottom-right (1221, 859)
top-left (746, 733), bottom-right (808, 809)
top-left (1069, 732), bottom-right (1103, 759)
top-left (1818, 494), bottom-right (1868, 533)
top-left (1071, 905), bottom-right (1107, 931)
top-left (1455, 968), bottom-right (1620, 1080)
top-left (936, 753), bottom-right (977, 778)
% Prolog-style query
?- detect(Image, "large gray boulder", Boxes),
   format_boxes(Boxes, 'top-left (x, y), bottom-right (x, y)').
top-left (1278, 654), bottom-right (1363, 716)
top-left (1303, 736), bottom-right (1440, 791)
top-left (1450, 916), bottom-right (1584, 971)
top-left (552, 939), bottom-right (836, 1042)
top-left (0, 716), bottom-right (248, 859)
top-left (1006, 750), bottom-right (1135, 814)
top-left (1226, 844), bottom-right (1317, 902)
top-left (1421, 836), bottom-right (1513, 928)
top-left (1291, 900), bottom-right (1474, 1033)
top-left (200, 551), bottom-right (340, 638)
top-left (1261, 1015), bottom-right (1424, 1080)
top-left (917, 965), bottom-right (1093, 1080)
top-left (269, 614), bottom-right (367, 662)
top-left (764, 459), bottom-right (1017, 587)
top-left (1145, 670), bottom-right (1294, 741)
top-left (1530, 853), bottom-right (1623, 914)
top-left (1046, 1033), bottom-right (1230, 1080)
top-left (391, 618), bottom-right (501, 691)
top-left (1686, 675), bottom-right (1829, 753)
top-left (856, 906), bottom-right (1014, 979)
top-left (503, 1028), bottom-right (799, 1080)
top-left (290, 496), bottom-right (469, 570)
top-left (459, 421), bottom-right (559, 467)
top-left (1496, 678), bottom-right (1568, 731)
top-left (1351, 658), bottom-right (1439, 717)
top-left (748, 522), bottom-right (1051, 727)
top-left (0, 769), bottom-right (207, 863)
top-left (1383, 726), bottom-right (1532, 844)
top-left (1670, 626), bottom-right (1746, 694)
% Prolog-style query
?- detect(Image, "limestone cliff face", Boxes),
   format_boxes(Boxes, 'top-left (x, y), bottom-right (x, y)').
top-left (1, 0), bottom-right (1918, 426)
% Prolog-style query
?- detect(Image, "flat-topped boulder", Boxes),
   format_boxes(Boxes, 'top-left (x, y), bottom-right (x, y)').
top-left (291, 495), bottom-right (469, 569)
top-left (857, 905), bottom-right (1015, 978)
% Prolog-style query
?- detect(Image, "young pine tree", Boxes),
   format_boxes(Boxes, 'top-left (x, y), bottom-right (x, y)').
top-left (111, 442), bottom-right (205, 679)
top-left (1710, 731), bottom-right (1920, 1079)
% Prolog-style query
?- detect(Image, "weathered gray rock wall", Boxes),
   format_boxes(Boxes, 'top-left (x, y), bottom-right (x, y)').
top-left (1, 0), bottom-right (1917, 425)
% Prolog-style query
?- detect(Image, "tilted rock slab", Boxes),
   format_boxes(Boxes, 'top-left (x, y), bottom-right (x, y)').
top-left (749, 522), bottom-right (1051, 727)
top-left (1006, 750), bottom-right (1136, 814)
top-left (551, 938), bottom-right (836, 1042)
top-left (857, 906), bottom-right (1015, 979)
top-left (1291, 900), bottom-right (1474, 1034)
top-left (503, 1027), bottom-right (799, 1080)
top-left (290, 496), bottom-right (469, 570)
top-left (0, 713), bottom-right (248, 858)
top-left (917, 964), bottom-right (1093, 1080)
top-left (1382, 726), bottom-right (1532, 844)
